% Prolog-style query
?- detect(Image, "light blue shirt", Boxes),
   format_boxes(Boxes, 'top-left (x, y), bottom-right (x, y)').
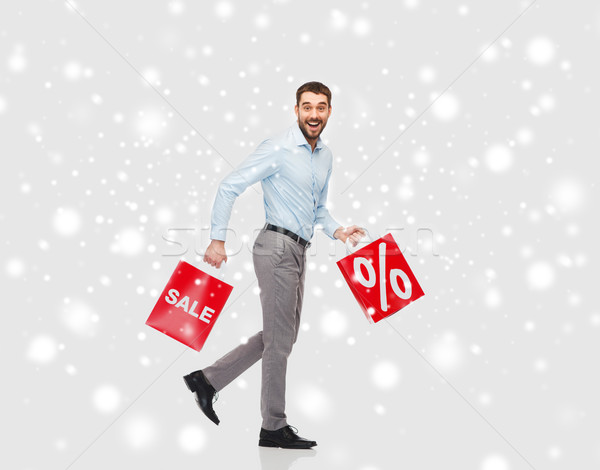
top-left (210, 122), bottom-right (341, 242)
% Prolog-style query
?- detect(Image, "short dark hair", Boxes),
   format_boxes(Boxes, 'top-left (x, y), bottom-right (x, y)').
top-left (296, 81), bottom-right (332, 108)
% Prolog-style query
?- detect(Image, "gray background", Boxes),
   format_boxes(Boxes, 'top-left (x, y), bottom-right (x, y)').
top-left (2, 1), bottom-right (599, 469)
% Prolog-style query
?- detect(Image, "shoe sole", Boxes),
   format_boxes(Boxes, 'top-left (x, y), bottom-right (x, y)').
top-left (258, 439), bottom-right (316, 449)
top-left (183, 375), bottom-right (220, 426)
top-left (183, 374), bottom-right (194, 392)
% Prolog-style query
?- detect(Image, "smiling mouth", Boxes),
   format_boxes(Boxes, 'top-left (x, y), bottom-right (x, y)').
top-left (307, 121), bottom-right (321, 129)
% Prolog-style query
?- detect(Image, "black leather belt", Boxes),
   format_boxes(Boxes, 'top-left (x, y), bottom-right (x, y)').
top-left (265, 223), bottom-right (310, 247)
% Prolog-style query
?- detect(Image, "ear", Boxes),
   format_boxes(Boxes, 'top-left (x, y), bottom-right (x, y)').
top-left (328, 106), bottom-right (332, 117)
top-left (294, 104), bottom-right (299, 119)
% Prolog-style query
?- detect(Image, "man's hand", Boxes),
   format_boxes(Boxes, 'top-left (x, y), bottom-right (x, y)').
top-left (333, 225), bottom-right (366, 247)
top-left (203, 240), bottom-right (228, 268)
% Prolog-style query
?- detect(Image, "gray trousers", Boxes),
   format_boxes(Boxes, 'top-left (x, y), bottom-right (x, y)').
top-left (203, 228), bottom-right (307, 430)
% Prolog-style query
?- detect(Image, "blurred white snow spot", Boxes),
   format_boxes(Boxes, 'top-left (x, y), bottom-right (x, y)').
top-left (371, 360), bottom-right (401, 390)
top-left (413, 150), bottom-right (430, 166)
top-left (111, 227), bottom-right (145, 256)
top-left (330, 9), bottom-right (348, 31)
top-left (61, 299), bottom-right (99, 337)
top-left (178, 424), bottom-right (207, 453)
top-left (6, 257), bottom-right (26, 278)
top-left (134, 108), bottom-right (166, 139)
top-left (27, 335), bottom-right (58, 364)
top-left (64, 61), bottom-right (83, 81)
top-left (526, 261), bottom-right (555, 290)
top-left (353, 18), bottom-right (371, 37)
top-left (55, 438), bottom-right (68, 451)
top-left (91, 93), bottom-right (103, 105)
top-left (481, 44), bottom-right (499, 63)
top-left (548, 446), bottom-right (562, 459)
top-left (167, 0), bottom-right (185, 15)
top-left (484, 287), bottom-right (502, 308)
top-left (121, 414), bottom-right (159, 450)
top-left (320, 310), bottom-right (348, 338)
top-left (550, 178), bottom-right (585, 213)
top-left (431, 93), bottom-right (460, 121)
top-left (418, 65), bottom-right (436, 83)
top-left (397, 181), bottom-right (414, 201)
top-left (539, 93), bottom-right (556, 111)
top-left (293, 384), bottom-right (333, 422)
top-left (155, 206), bottom-right (174, 224)
top-left (526, 36), bottom-right (555, 66)
top-left (481, 453), bottom-right (510, 470)
top-left (8, 45), bottom-right (28, 73)
top-left (198, 74), bottom-right (210, 86)
top-left (254, 13), bottom-right (270, 29)
top-left (235, 378), bottom-right (248, 390)
top-left (139, 356), bottom-right (151, 367)
top-left (53, 207), bottom-right (82, 237)
top-left (533, 358), bottom-right (548, 372)
top-left (214, 1), bottom-right (234, 19)
top-left (484, 144), bottom-right (513, 173)
top-left (515, 127), bottom-right (534, 145)
top-left (479, 392), bottom-right (492, 406)
top-left (429, 331), bottom-right (464, 373)
top-left (92, 384), bottom-right (122, 413)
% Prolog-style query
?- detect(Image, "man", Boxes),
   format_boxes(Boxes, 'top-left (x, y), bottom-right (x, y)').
top-left (183, 81), bottom-right (364, 449)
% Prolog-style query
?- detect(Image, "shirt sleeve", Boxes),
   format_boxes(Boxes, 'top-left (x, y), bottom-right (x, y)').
top-left (210, 139), bottom-right (280, 241)
top-left (315, 167), bottom-right (343, 240)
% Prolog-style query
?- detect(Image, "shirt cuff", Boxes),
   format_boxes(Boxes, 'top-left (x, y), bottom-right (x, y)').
top-left (210, 226), bottom-right (228, 242)
top-left (320, 217), bottom-right (342, 240)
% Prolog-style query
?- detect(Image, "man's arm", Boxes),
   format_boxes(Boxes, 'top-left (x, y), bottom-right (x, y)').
top-left (204, 139), bottom-right (279, 268)
top-left (315, 167), bottom-right (365, 246)
top-left (315, 167), bottom-right (343, 239)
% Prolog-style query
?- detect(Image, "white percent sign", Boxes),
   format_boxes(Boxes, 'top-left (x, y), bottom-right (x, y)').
top-left (353, 242), bottom-right (412, 312)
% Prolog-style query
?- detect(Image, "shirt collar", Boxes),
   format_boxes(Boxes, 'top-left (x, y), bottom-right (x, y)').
top-left (292, 121), bottom-right (323, 150)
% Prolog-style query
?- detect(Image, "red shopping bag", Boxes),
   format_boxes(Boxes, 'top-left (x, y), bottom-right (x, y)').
top-left (336, 233), bottom-right (424, 324)
top-left (146, 260), bottom-right (233, 351)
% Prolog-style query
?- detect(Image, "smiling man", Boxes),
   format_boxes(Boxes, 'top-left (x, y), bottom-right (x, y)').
top-left (183, 81), bottom-right (363, 449)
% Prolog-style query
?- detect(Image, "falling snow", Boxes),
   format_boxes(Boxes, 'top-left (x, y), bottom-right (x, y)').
top-left (4, 1), bottom-right (598, 469)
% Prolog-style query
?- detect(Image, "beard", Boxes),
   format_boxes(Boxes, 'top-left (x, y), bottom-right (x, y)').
top-left (298, 117), bottom-right (327, 141)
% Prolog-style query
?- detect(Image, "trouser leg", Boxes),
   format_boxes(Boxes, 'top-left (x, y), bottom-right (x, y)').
top-left (255, 232), bottom-right (305, 431)
top-left (203, 331), bottom-right (263, 391)
top-left (200, 229), bottom-right (306, 430)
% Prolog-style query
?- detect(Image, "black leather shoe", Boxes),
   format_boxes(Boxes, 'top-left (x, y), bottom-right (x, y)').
top-left (259, 425), bottom-right (317, 449)
top-left (183, 370), bottom-right (220, 425)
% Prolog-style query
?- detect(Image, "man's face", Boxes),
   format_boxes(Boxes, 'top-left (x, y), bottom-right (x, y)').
top-left (294, 92), bottom-right (332, 143)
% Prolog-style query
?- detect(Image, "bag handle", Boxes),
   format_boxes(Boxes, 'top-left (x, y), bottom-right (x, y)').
top-left (344, 227), bottom-right (374, 255)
